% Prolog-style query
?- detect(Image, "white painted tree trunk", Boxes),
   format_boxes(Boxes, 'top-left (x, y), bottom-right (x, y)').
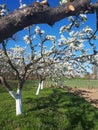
top-left (36, 81), bottom-right (44, 95)
top-left (36, 82), bottom-right (41, 95)
top-left (41, 81), bottom-right (43, 90)
top-left (9, 89), bottom-right (22, 116)
top-left (16, 89), bottom-right (22, 115)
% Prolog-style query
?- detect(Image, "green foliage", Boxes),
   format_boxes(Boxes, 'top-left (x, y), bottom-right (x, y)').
top-left (0, 81), bottom-right (98, 130)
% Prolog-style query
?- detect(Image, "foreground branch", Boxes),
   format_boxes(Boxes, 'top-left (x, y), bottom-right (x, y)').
top-left (0, 0), bottom-right (96, 43)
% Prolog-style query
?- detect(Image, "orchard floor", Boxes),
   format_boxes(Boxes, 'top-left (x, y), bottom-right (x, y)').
top-left (66, 87), bottom-right (98, 109)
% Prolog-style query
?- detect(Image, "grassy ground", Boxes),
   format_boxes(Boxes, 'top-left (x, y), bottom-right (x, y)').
top-left (0, 80), bottom-right (98, 130)
top-left (64, 78), bottom-right (98, 88)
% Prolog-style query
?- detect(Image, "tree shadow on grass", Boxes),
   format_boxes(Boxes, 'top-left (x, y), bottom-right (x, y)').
top-left (25, 88), bottom-right (98, 130)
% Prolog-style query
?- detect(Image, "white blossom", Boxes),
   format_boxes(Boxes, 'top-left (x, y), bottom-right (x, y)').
top-left (69, 31), bottom-right (74, 36)
top-left (0, 8), bottom-right (8, 17)
top-left (78, 43), bottom-right (84, 50)
top-left (19, 0), bottom-right (27, 8)
top-left (80, 14), bottom-right (87, 22)
top-left (60, 0), bottom-right (68, 5)
top-left (40, 30), bottom-right (45, 34)
top-left (46, 35), bottom-right (56, 40)
top-left (19, 4), bottom-right (27, 9)
top-left (34, 26), bottom-right (40, 34)
top-left (58, 35), bottom-right (67, 45)
top-left (23, 35), bottom-right (31, 44)
top-left (60, 25), bottom-right (71, 33)
top-left (67, 65), bottom-right (73, 71)
top-left (83, 26), bottom-right (93, 33)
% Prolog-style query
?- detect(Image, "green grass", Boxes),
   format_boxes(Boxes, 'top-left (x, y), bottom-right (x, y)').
top-left (0, 80), bottom-right (98, 130)
top-left (64, 78), bottom-right (98, 88)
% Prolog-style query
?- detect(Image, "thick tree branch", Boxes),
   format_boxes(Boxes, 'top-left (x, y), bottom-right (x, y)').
top-left (2, 41), bottom-right (21, 80)
top-left (0, 0), bottom-right (97, 43)
top-left (0, 76), bottom-right (13, 91)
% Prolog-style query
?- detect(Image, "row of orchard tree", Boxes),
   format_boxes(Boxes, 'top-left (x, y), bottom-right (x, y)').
top-left (0, 0), bottom-right (98, 115)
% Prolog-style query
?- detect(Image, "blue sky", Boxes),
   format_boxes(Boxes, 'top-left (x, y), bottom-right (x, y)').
top-left (0, 0), bottom-right (59, 11)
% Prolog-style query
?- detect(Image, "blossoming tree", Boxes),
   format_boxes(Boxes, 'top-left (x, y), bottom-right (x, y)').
top-left (0, 0), bottom-right (98, 116)
top-left (0, 24), bottom-right (62, 115)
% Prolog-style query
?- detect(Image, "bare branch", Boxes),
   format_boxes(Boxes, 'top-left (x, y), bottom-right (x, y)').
top-left (0, 0), bottom-right (92, 43)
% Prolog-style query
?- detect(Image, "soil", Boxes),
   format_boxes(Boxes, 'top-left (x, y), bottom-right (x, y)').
top-left (64, 86), bottom-right (98, 109)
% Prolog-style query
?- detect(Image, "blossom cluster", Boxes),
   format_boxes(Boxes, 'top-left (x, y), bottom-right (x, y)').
top-left (60, 0), bottom-right (68, 5)
top-left (46, 35), bottom-right (56, 41)
top-left (19, 0), bottom-right (26, 9)
top-left (34, 26), bottom-right (45, 34)
top-left (23, 35), bottom-right (31, 44)
top-left (0, 4), bottom-right (8, 18)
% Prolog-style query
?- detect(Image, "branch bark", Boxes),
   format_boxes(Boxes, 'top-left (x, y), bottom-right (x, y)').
top-left (0, 0), bottom-right (96, 43)
top-left (0, 76), bottom-right (13, 91)
top-left (2, 41), bottom-right (21, 80)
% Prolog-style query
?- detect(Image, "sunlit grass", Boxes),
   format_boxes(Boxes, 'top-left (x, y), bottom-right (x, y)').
top-left (0, 80), bottom-right (98, 130)
top-left (64, 78), bottom-right (98, 88)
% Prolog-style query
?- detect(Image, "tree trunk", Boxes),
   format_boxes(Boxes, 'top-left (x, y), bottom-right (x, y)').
top-left (0, 76), bottom-right (23, 115)
top-left (36, 82), bottom-right (41, 95)
top-left (9, 89), bottom-right (22, 115)
top-left (15, 89), bottom-right (22, 115)
top-left (36, 80), bottom-right (43, 95)
top-left (41, 81), bottom-right (43, 90)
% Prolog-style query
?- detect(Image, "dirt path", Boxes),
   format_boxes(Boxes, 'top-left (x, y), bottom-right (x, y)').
top-left (65, 87), bottom-right (98, 108)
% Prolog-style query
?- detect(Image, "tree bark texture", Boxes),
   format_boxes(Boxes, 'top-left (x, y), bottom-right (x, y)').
top-left (0, 0), bottom-right (92, 43)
